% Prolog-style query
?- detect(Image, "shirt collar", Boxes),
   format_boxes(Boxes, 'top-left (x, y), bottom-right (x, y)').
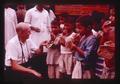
top-left (17, 35), bottom-right (27, 45)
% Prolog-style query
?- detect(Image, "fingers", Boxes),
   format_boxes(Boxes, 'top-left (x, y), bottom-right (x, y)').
top-left (32, 70), bottom-right (43, 78)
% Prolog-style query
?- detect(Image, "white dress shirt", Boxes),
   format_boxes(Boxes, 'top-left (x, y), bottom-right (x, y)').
top-left (5, 35), bottom-right (37, 66)
top-left (49, 10), bottom-right (56, 23)
top-left (24, 6), bottom-right (51, 48)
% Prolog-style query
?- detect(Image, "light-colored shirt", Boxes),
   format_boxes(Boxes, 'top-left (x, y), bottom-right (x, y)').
top-left (49, 10), bottom-right (56, 23)
top-left (5, 35), bottom-right (37, 66)
top-left (92, 29), bottom-right (103, 37)
top-left (4, 7), bottom-right (18, 47)
top-left (61, 32), bottom-right (76, 54)
top-left (24, 6), bottom-right (51, 48)
top-left (46, 34), bottom-right (61, 65)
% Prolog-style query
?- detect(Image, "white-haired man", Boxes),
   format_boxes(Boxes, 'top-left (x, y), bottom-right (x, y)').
top-left (4, 22), bottom-right (42, 81)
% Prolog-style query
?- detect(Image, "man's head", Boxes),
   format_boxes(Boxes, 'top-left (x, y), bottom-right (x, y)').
top-left (17, 3), bottom-right (26, 10)
top-left (16, 22), bottom-right (31, 42)
top-left (37, 3), bottom-right (44, 11)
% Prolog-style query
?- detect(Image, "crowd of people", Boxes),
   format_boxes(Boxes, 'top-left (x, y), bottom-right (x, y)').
top-left (4, 3), bottom-right (115, 81)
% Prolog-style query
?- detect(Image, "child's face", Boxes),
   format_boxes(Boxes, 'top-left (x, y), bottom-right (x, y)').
top-left (75, 22), bottom-right (86, 35)
top-left (51, 24), bottom-right (59, 34)
top-left (59, 16), bottom-right (65, 24)
top-left (63, 23), bottom-right (72, 35)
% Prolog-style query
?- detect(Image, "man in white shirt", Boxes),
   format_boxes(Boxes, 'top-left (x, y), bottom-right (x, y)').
top-left (24, 3), bottom-right (51, 48)
top-left (4, 22), bottom-right (42, 81)
top-left (4, 4), bottom-right (18, 47)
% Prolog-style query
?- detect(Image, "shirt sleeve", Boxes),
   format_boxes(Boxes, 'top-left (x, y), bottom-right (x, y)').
top-left (28, 38), bottom-right (38, 51)
top-left (83, 37), bottom-right (97, 58)
top-left (24, 10), bottom-right (31, 24)
top-left (50, 10), bottom-right (56, 22)
top-left (5, 42), bottom-right (18, 61)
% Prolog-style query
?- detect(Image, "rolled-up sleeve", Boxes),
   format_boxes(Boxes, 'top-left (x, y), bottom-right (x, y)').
top-left (5, 42), bottom-right (18, 61)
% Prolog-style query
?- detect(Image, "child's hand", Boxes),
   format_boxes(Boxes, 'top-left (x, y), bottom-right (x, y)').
top-left (34, 49), bottom-right (42, 55)
top-left (72, 57), bottom-right (76, 65)
top-left (71, 43), bottom-right (77, 50)
top-left (41, 41), bottom-right (49, 46)
top-left (51, 33), bottom-right (56, 41)
top-left (59, 36), bottom-right (65, 46)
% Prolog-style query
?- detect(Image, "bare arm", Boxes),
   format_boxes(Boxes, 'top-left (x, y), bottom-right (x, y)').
top-left (11, 59), bottom-right (42, 78)
top-left (30, 26), bottom-right (40, 32)
top-left (71, 43), bottom-right (84, 56)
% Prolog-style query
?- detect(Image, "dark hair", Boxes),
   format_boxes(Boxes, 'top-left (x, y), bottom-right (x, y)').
top-left (91, 11), bottom-right (105, 23)
top-left (59, 13), bottom-right (68, 18)
top-left (51, 20), bottom-right (60, 27)
top-left (76, 15), bottom-right (92, 29)
top-left (64, 18), bottom-right (74, 26)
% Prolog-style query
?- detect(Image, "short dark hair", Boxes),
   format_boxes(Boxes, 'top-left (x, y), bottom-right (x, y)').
top-left (51, 20), bottom-right (60, 27)
top-left (76, 15), bottom-right (92, 29)
top-left (91, 11), bottom-right (105, 23)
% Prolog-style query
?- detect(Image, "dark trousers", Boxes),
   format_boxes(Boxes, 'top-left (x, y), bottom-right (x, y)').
top-left (30, 53), bottom-right (48, 78)
top-left (4, 53), bottom-right (48, 81)
top-left (4, 68), bottom-right (41, 81)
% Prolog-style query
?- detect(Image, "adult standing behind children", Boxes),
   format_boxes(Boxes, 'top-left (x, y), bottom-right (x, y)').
top-left (4, 3), bottom-right (18, 47)
top-left (24, 2), bottom-right (51, 48)
top-left (44, 4), bottom-right (56, 23)
top-left (16, 3), bottom-right (27, 23)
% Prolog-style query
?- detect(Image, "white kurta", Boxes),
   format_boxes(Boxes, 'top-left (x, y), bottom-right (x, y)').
top-left (4, 7), bottom-right (18, 47)
top-left (24, 6), bottom-right (51, 48)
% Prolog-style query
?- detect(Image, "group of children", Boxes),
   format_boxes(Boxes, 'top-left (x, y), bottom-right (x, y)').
top-left (41, 9), bottom-right (115, 79)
